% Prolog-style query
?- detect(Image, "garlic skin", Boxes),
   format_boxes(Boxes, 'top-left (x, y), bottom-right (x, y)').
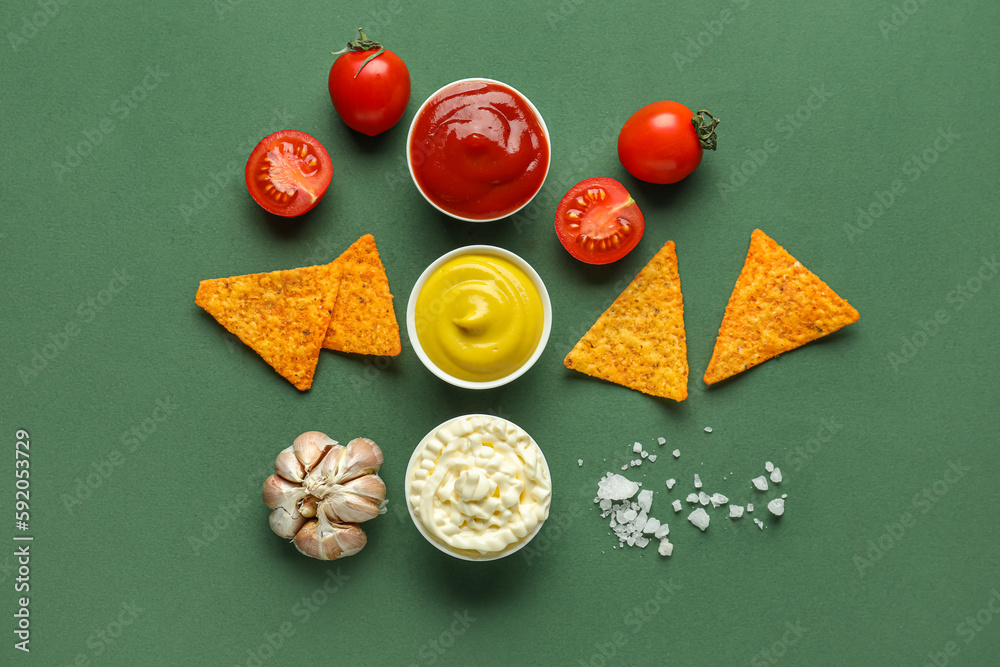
top-left (263, 432), bottom-right (385, 560)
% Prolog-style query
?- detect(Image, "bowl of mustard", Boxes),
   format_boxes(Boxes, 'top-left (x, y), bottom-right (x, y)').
top-left (406, 245), bottom-right (551, 389)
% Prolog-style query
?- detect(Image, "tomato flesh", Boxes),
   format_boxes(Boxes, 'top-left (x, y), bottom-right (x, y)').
top-left (245, 130), bottom-right (333, 217)
top-left (618, 101), bottom-right (703, 184)
top-left (555, 177), bottom-right (644, 264)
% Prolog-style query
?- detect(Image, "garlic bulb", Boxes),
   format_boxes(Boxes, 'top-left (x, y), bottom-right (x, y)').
top-left (263, 433), bottom-right (386, 560)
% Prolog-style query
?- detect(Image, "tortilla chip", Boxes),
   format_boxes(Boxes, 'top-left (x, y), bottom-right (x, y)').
top-left (196, 262), bottom-right (340, 391)
top-left (703, 229), bottom-right (860, 384)
top-left (564, 241), bottom-right (688, 401)
top-left (323, 234), bottom-right (401, 356)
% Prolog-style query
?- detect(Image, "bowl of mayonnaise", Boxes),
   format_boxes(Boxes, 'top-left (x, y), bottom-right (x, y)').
top-left (404, 414), bottom-right (552, 561)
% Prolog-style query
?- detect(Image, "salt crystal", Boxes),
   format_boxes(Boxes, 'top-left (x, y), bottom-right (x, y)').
top-left (752, 476), bottom-right (769, 491)
top-left (665, 478), bottom-right (676, 490)
top-left (657, 437), bottom-right (666, 445)
top-left (672, 499), bottom-right (682, 513)
top-left (686, 493), bottom-right (699, 504)
top-left (770, 468), bottom-right (782, 484)
top-left (688, 507), bottom-right (711, 531)
top-left (641, 450), bottom-right (649, 459)
top-left (633, 442), bottom-right (643, 454)
top-left (621, 465), bottom-right (627, 471)
top-left (598, 474), bottom-right (640, 500)
top-left (643, 518), bottom-right (660, 534)
top-left (747, 503), bottom-right (754, 513)
top-left (578, 459), bottom-right (584, 467)
top-left (599, 499), bottom-right (612, 511)
top-left (729, 505), bottom-right (744, 519)
top-left (704, 426), bottom-right (713, 433)
top-left (694, 474), bottom-right (703, 489)
top-left (698, 492), bottom-right (711, 506)
top-left (710, 493), bottom-right (729, 508)
top-left (636, 536), bottom-right (649, 548)
top-left (658, 539), bottom-right (673, 557)
top-left (637, 490), bottom-right (653, 513)
top-left (623, 509), bottom-right (638, 522)
top-left (754, 518), bottom-right (764, 530)
top-left (673, 449), bottom-right (681, 458)
top-left (648, 454), bottom-right (657, 462)
top-left (767, 498), bottom-right (785, 517)
top-left (635, 511), bottom-right (648, 531)
top-left (765, 461), bottom-right (774, 472)
top-left (654, 523), bottom-right (669, 538)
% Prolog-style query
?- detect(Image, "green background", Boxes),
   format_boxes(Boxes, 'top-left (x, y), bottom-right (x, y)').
top-left (2, 0), bottom-right (998, 665)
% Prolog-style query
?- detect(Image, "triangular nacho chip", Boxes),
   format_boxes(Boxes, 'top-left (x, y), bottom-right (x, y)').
top-left (322, 234), bottom-right (401, 356)
top-left (196, 262), bottom-right (340, 391)
top-left (703, 229), bottom-right (860, 384)
top-left (564, 241), bottom-right (688, 401)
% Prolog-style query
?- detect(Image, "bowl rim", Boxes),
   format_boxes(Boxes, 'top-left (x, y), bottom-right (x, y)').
top-left (403, 413), bottom-right (552, 562)
top-left (406, 244), bottom-right (552, 390)
top-left (405, 77), bottom-right (551, 223)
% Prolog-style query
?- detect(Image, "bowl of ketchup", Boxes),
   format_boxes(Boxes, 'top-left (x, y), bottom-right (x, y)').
top-left (406, 78), bottom-right (551, 222)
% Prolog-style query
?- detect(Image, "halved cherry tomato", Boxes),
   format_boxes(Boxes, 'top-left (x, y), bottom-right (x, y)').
top-left (329, 29), bottom-right (411, 136)
top-left (245, 130), bottom-right (333, 217)
top-left (554, 177), bottom-right (644, 265)
top-left (617, 101), bottom-right (719, 184)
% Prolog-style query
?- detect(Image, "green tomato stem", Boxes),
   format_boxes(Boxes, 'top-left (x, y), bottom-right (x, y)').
top-left (691, 110), bottom-right (720, 151)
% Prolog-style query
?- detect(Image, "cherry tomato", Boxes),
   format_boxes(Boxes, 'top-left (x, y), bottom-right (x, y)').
top-left (555, 177), bottom-right (644, 265)
top-left (328, 29), bottom-right (411, 136)
top-left (245, 130), bottom-right (333, 217)
top-left (617, 101), bottom-right (719, 184)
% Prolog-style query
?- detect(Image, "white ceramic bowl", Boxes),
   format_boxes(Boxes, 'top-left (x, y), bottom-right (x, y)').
top-left (404, 414), bottom-right (551, 561)
top-left (405, 77), bottom-right (551, 222)
top-left (406, 245), bottom-right (552, 390)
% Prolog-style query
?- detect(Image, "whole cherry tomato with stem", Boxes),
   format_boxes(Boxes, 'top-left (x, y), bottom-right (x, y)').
top-left (617, 101), bottom-right (719, 184)
top-left (328, 28), bottom-right (411, 136)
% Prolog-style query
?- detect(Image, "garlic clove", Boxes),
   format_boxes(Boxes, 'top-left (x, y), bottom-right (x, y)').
top-left (343, 473), bottom-right (387, 504)
top-left (262, 474), bottom-right (308, 513)
top-left (292, 431), bottom-right (336, 472)
top-left (269, 508), bottom-right (306, 539)
top-left (311, 444), bottom-right (346, 485)
top-left (332, 438), bottom-right (385, 484)
top-left (318, 491), bottom-right (382, 524)
top-left (293, 520), bottom-right (367, 560)
top-left (299, 495), bottom-right (318, 518)
top-left (274, 446), bottom-right (306, 483)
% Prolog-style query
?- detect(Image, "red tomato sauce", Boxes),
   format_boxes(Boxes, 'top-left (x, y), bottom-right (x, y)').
top-left (409, 80), bottom-right (549, 220)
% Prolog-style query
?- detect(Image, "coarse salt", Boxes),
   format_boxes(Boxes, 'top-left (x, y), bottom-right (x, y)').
top-left (752, 476), bottom-right (769, 491)
top-left (770, 468), bottom-right (782, 484)
top-left (767, 498), bottom-right (785, 517)
top-left (688, 507), bottom-right (710, 531)
top-left (729, 505), bottom-right (744, 519)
